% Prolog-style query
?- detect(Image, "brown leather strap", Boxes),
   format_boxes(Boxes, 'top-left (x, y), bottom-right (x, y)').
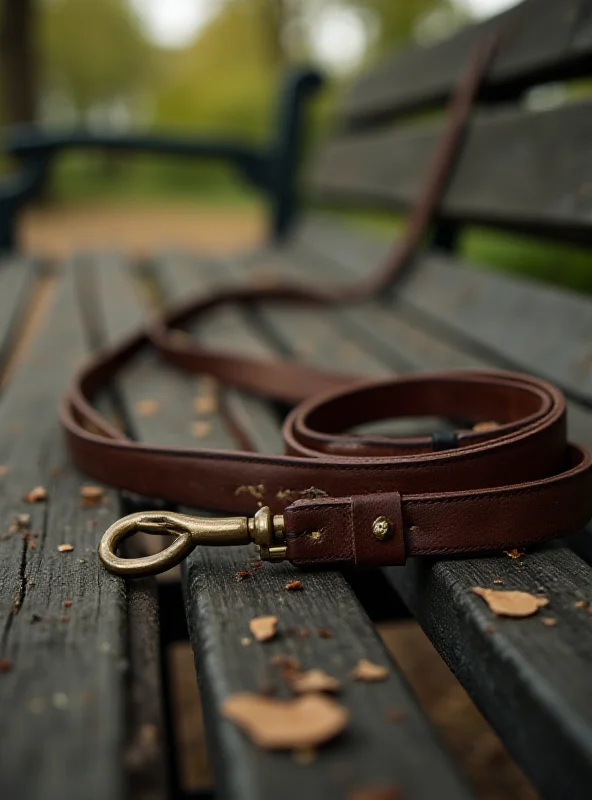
top-left (61, 33), bottom-right (592, 567)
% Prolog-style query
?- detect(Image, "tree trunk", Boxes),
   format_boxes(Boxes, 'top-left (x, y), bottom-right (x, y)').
top-left (0, 0), bottom-right (38, 125)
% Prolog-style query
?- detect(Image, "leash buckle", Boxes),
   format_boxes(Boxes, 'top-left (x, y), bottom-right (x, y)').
top-left (98, 506), bottom-right (286, 577)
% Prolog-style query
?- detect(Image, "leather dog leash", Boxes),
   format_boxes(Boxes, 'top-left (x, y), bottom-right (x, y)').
top-left (60, 34), bottom-right (592, 576)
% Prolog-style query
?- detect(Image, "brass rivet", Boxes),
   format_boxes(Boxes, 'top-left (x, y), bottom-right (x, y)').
top-left (372, 516), bottom-right (392, 541)
top-left (310, 531), bottom-right (321, 541)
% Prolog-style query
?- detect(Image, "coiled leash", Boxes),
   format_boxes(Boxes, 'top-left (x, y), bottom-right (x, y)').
top-left (60, 34), bottom-right (592, 577)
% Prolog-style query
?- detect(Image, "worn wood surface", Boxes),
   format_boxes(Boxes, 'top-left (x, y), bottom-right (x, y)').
top-left (0, 256), bottom-right (38, 375)
top-left (81, 251), bottom-right (475, 799)
top-left (308, 100), bottom-right (592, 243)
top-left (0, 259), bottom-right (168, 800)
top-left (343, 0), bottom-right (592, 125)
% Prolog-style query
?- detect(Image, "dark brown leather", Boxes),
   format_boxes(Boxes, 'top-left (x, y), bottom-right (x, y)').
top-left (61, 33), bottom-right (592, 567)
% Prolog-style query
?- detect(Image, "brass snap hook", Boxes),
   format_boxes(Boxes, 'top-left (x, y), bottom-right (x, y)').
top-left (98, 507), bottom-right (286, 578)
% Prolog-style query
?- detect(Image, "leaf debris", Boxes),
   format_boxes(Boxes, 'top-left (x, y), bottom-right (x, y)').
top-left (221, 692), bottom-right (348, 750)
top-left (504, 548), bottom-right (524, 560)
top-left (249, 615), bottom-right (278, 642)
top-left (290, 669), bottom-right (342, 695)
top-left (135, 399), bottom-right (160, 418)
top-left (285, 579), bottom-right (303, 591)
top-left (472, 587), bottom-right (548, 618)
top-left (58, 543), bottom-right (74, 553)
top-left (352, 659), bottom-right (389, 682)
top-left (24, 486), bottom-right (47, 503)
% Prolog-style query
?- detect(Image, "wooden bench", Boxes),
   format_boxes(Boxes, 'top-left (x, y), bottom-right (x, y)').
top-left (2, 0), bottom-right (592, 797)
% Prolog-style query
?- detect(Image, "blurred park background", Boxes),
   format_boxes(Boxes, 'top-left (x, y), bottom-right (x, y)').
top-left (1, 0), bottom-right (591, 292)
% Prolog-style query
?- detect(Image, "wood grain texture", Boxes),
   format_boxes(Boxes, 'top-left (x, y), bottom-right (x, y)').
top-left (308, 100), bottom-right (592, 242)
top-left (257, 221), bottom-right (592, 797)
top-left (0, 260), bottom-right (168, 800)
top-left (0, 256), bottom-right (39, 374)
top-left (88, 251), bottom-right (475, 799)
top-left (343, 0), bottom-right (592, 124)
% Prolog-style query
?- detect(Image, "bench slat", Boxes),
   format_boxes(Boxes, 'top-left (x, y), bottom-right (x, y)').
top-left (308, 100), bottom-right (592, 242)
top-left (88, 250), bottom-right (474, 799)
top-left (0, 261), bottom-right (167, 800)
top-left (343, 0), bottom-right (592, 125)
top-left (0, 257), bottom-right (38, 371)
top-left (235, 234), bottom-right (592, 797)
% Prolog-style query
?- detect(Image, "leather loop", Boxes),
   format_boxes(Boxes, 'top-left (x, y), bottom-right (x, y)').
top-left (60, 31), bottom-right (592, 567)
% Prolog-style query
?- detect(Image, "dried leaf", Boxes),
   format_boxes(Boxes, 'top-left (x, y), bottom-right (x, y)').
top-left (504, 548), bottom-right (524, 560)
top-left (24, 486), bottom-right (47, 503)
top-left (249, 615), bottom-right (278, 642)
top-left (64, 601), bottom-right (73, 608)
top-left (472, 587), bottom-right (548, 618)
top-left (472, 420), bottom-right (499, 432)
top-left (221, 692), bottom-right (348, 749)
top-left (299, 628), bottom-right (309, 638)
top-left (290, 669), bottom-right (342, 695)
top-left (135, 399), bottom-right (160, 418)
top-left (80, 485), bottom-right (104, 507)
top-left (191, 421), bottom-right (212, 438)
top-left (542, 617), bottom-right (557, 627)
top-left (575, 600), bottom-right (589, 609)
top-left (193, 394), bottom-right (218, 415)
top-left (285, 580), bottom-right (303, 591)
top-left (0, 658), bottom-right (12, 673)
top-left (352, 659), bottom-right (389, 682)
top-left (58, 543), bottom-right (74, 553)
top-left (317, 627), bottom-right (333, 639)
top-left (236, 570), bottom-right (251, 582)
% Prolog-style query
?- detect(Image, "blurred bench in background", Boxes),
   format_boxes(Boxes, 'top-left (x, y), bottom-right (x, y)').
top-left (2, 0), bottom-right (592, 798)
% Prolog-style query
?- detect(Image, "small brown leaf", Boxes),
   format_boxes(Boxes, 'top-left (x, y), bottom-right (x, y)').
top-left (0, 658), bottom-right (12, 673)
top-left (191, 421), bottom-right (212, 438)
top-left (24, 486), bottom-right (47, 503)
top-left (575, 600), bottom-right (589, 609)
top-left (472, 587), bottom-right (548, 618)
top-left (135, 399), bottom-right (160, 418)
top-left (285, 580), bottom-right (303, 591)
top-left (13, 514), bottom-right (31, 530)
top-left (249, 615), bottom-right (278, 642)
top-left (80, 485), bottom-right (104, 507)
top-left (236, 570), bottom-right (251, 582)
top-left (64, 601), bottom-right (73, 608)
top-left (290, 669), bottom-right (342, 695)
top-left (542, 617), bottom-right (557, 627)
top-left (317, 627), bottom-right (333, 639)
top-left (58, 543), bottom-right (74, 553)
top-left (193, 395), bottom-right (218, 414)
top-left (299, 628), bottom-right (309, 638)
top-left (352, 659), bottom-right (389, 682)
top-left (221, 692), bottom-right (348, 749)
top-left (504, 548), bottom-right (524, 560)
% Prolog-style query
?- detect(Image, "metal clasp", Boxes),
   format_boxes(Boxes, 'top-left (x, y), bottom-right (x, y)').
top-left (98, 506), bottom-right (286, 578)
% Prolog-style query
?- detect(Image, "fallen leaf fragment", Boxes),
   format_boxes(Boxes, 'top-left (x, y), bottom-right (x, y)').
top-left (0, 658), bottom-right (12, 673)
top-left (64, 600), bottom-right (73, 608)
top-left (236, 570), bottom-right (251, 582)
top-left (352, 659), bottom-right (389, 682)
top-left (13, 514), bottom-right (31, 530)
top-left (575, 600), bottom-right (589, 609)
top-left (191, 421), bottom-right (212, 438)
top-left (249, 615), bottom-right (278, 642)
top-left (58, 544), bottom-right (74, 553)
top-left (504, 548), bottom-right (524, 560)
top-left (221, 692), bottom-right (348, 749)
top-left (317, 627), bottom-right (333, 639)
top-left (193, 394), bottom-right (217, 414)
top-left (135, 399), bottom-right (160, 418)
top-left (472, 587), bottom-right (548, 618)
top-left (24, 486), bottom-right (47, 503)
top-left (472, 420), bottom-right (499, 432)
top-left (285, 579), bottom-right (303, 591)
top-left (349, 786), bottom-right (403, 800)
top-left (290, 669), bottom-right (342, 695)
top-left (80, 485), bottom-right (104, 507)
top-left (542, 617), bottom-right (557, 627)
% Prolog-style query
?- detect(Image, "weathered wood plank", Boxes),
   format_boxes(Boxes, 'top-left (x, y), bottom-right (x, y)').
top-left (243, 237), bottom-right (592, 797)
top-left (90, 251), bottom-right (475, 799)
top-left (0, 261), bottom-right (166, 800)
top-left (343, 0), bottom-right (592, 125)
top-left (308, 100), bottom-right (592, 242)
top-left (0, 256), bottom-right (39, 375)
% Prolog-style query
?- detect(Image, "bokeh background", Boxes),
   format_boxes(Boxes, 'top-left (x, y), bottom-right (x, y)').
top-left (2, 0), bottom-right (590, 286)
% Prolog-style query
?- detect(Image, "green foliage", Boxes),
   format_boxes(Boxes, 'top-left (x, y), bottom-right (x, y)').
top-left (40, 0), bottom-right (154, 119)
